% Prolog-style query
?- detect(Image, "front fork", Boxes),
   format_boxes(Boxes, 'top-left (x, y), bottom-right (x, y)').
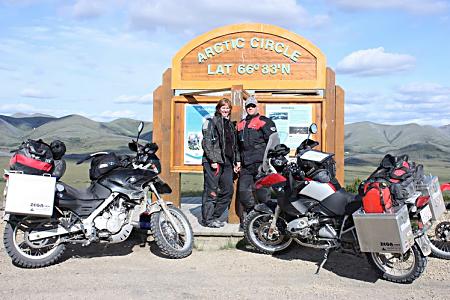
top-left (146, 183), bottom-right (182, 234)
top-left (267, 205), bottom-right (281, 239)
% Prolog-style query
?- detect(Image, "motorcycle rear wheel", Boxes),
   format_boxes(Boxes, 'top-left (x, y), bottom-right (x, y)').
top-left (427, 211), bottom-right (450, 260)
top-left (3, 217), bottom-right (66, 268)
top-left (367, 245), bottom-right (427, 284)
top-left (244, 210), bottom-right (292, 254)
top-left (150, 206), bottom-right (193, 259)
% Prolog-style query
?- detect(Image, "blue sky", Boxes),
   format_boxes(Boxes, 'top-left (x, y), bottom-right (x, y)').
top-left (0, 0), bottom-right (449, 125)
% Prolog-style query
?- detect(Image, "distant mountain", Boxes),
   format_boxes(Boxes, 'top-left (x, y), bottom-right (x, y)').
top-left (440, 124), bottom-right (450, 137)
top-left (11, 113), bottom-right (55, 118)
top-left (0, 115), bottom-right (56, 132)
top-left (0, 114), bottom-right (152, 155)
top-left (345, 122), bottom-right (450, 159)
top-left (104, 118), bottom-right (153, 138)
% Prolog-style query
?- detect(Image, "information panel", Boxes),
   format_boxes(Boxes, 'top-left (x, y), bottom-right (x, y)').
top-left (266, 104), bottom-right (312, 150)
top-left (184, 104), bottom-right (215, 165)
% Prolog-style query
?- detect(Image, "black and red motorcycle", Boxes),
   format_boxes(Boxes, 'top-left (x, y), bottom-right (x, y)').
top-left (244, 124), bottom-right (432, 284)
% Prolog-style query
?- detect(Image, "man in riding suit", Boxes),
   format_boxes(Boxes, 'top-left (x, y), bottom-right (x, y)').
top-left (236, 96), bottom-right (279, 226)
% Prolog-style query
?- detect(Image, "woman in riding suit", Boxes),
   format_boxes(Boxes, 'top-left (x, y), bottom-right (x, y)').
top-left (201, 98), bottom-right (241, 228)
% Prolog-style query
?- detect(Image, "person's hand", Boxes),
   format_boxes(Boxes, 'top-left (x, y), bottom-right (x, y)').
top-left (234, 162), bottom-right (241, 173)
top-left (211, 162), bottom-right (218, 169)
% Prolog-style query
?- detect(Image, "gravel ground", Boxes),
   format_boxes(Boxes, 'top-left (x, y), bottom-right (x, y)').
top-left (0, 224), bottom-right (449, 300)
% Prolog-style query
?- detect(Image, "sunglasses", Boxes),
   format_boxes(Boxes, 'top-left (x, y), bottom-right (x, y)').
top-left (245, 104), bottom-right (256, 109)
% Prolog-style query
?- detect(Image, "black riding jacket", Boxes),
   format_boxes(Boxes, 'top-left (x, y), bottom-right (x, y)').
top-left (237, 113), bottom-right (277, 167)
top-left (201, 114), bottom-right (240, 164)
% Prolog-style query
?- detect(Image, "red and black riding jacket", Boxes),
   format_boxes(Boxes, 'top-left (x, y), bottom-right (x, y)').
top-left (237, 114), bottom-right (277, 166)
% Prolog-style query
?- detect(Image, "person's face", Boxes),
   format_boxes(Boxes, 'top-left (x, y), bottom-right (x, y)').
top-left (245, 104), bottom-right (257, 116)
top-left (219, 104), bottom-right (231, 118)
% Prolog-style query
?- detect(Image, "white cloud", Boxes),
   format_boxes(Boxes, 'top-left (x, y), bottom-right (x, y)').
top-left (345, 82), bottom-right (450, 126)
top-left (63, 0), bottom-right (330, 33)
top-left (329, 0), bottom-right (449, 15)
top-left (0, 65), bottom-right (15, 71)
top-left (114, 93), bottom-right (153, 104)
top-left (336, 47), bottom-right (416, 76)
top-left (127, 0), bottom-right (330, 33)
top-left (0, 102), bottom-right (65, 116)
top-left (65, 0), bottom-right (125, 19)
top-left (96, 110), bottom-right (137, 121)
top-left (346, 91), bottom-right (388, 104)
top-left (20, 88), bottom-right (55, 99)
top-left (397, 82), bottom-right (450, 96)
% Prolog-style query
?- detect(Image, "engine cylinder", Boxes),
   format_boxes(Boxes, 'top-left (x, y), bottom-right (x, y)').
top-left (318, 224), bottom-right (337, 239)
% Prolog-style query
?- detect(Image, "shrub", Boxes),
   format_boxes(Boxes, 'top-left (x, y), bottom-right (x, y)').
top-left (345, 178), bottom-right (362, 194)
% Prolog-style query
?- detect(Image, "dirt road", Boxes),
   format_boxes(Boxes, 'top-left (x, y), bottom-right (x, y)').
top-left (0, 225), bottom-right (449, 300)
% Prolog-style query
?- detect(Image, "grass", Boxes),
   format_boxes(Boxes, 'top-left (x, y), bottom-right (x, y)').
top-left (218, 238), bottom-right (238, 250)
top-left (181, 173), bottom-right (203, 197)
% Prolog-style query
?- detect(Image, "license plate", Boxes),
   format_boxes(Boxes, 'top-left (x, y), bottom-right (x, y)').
top-left (420, 205), bottom-right (432, 224)
top-left (431, 190), bottom-right (444, 204)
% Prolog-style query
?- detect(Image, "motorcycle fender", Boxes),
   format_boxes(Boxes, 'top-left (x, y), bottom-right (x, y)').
top-left (415, 234), bottom-right (431, 256)
top-left (146, 201), bottom-right (173, 215)
top-left (254, 203), bottom-right (274, 214)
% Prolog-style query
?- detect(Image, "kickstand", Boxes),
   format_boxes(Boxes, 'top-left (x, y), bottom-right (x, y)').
top-left (315, 248), bottom-right (330, 275)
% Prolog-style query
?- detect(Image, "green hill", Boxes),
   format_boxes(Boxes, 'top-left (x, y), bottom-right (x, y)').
top-left (345, 122), bottom-right (450, 158)
top-left (0, 114), bottom-right (153, 155)
top-left (103, 118), bottom-right (152, 138)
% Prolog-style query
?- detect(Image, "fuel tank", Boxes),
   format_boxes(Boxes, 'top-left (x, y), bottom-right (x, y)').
top-left (98, 167), bottom-right (158, 199)
top-left (298, 181), bottom-right (336, 201)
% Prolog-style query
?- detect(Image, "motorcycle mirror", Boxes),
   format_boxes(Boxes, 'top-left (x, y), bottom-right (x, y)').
top-left (136, 121), bottom-right (144, 148)
top-left (309, 123), bottom-right (318, 134)
top-left (306, 123), bottom-right (318, 143)
top-left (138, 121), bottom-right (144, 134)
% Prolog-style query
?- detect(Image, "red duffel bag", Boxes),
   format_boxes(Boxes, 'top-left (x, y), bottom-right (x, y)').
top-left (9, 139), bottom-right (54, 175)
top-left (359, 180), bottom-right (392, 213)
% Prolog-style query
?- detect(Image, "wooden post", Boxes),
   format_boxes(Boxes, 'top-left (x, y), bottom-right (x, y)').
top-left (335, 85), bottom-right (345, 185)
top-left (324, 68), bottom-right (336, 154)
top-left (228, 85), bottom-right (244, 224)
top-left (153, 69), bottom-right (181, 206)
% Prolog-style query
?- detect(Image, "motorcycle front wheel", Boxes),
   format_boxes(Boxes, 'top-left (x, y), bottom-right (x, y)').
top-left (3, 216), bottom-right (66, 268)
top-left (150, 205), bottom-right (193, 259)
top-left (427, 211), bottom-right (450, 260)
top-left (367, 245), bottom-right (427, 284)
top-left (244, 210), bottom-right (292, 254)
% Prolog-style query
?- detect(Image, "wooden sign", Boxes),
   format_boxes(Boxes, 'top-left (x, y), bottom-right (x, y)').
top-left (172, 24), bottom-right (326, 90)
top-left (153, 23), bottom-right (344, 214)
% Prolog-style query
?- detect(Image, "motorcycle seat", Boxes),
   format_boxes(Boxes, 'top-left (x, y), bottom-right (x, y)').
top-left (343, 191), bottom-right (362, 215)
top-left (56, 182), bottom-right (111, 201)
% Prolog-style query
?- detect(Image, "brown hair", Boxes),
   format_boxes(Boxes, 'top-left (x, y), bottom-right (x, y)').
top-left (215, 98), bottom-right (232, 115)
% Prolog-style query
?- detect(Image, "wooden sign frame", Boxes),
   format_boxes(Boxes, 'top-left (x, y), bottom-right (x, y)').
top-left (152, 24), bottom-right (344, 222)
